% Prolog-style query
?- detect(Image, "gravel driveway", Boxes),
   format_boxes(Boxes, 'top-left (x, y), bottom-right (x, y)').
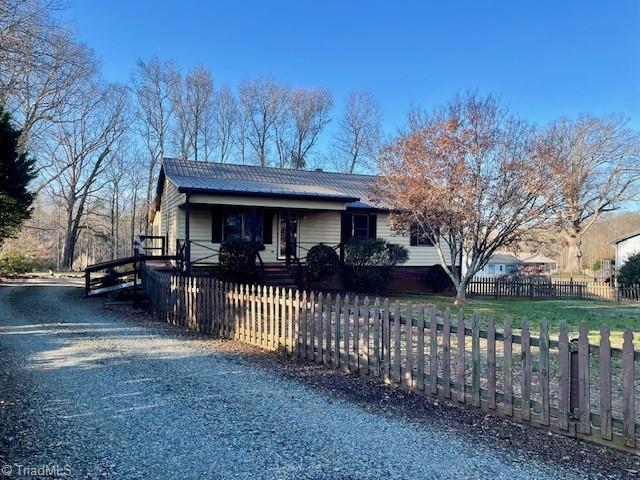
top-left (0, 278), bottom-right (635, 479)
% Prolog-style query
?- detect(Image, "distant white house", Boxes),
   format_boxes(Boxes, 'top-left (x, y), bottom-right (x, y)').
top-left (610, 229), bottom-right (640, 276)
top-left (471, 253), bottom-right (522, 278)
top-left (468, 251), bottom-right (557, 279)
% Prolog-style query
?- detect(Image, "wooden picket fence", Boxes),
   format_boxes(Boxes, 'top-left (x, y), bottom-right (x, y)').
top-left (467, 277), bottom-right (640, 303)
top-left (140, 266), bottom-right (639, 453)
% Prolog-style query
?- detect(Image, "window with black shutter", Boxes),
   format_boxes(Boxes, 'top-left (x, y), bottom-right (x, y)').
top-left (410, 224), bottom-right (434, 246)
top-left (352, 214), bottom-right (370, 238)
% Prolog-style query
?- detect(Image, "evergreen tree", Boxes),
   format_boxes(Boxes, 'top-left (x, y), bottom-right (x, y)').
top-left (0, 105), bottom-right (36, 245)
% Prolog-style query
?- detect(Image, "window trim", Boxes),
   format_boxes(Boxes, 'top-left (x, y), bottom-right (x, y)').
top-left (411, 224), bottom-right (435, 247)
top-left (352, 214), bottom-right (370, 239)
top-left (221, 210), bottom-right (263, 243)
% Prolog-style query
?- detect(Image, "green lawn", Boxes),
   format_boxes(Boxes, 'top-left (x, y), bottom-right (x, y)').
top-left (391, 294), bottom-right (640, 348)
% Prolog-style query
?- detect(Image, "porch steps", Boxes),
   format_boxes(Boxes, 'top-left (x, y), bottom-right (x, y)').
top-left (261, 263), bottom-right (297, 287)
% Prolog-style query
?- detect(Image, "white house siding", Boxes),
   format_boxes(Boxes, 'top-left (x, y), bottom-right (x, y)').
top-left (160, 179), bottom-right (185, 255)
top-left (615, 235), bottom-right (640, 270)
top-left (377, 213), bottom-right (445, 267)
top-left (299, 211), bottom-right (342, 255)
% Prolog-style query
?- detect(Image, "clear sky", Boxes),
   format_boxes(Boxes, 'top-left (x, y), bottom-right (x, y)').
top-left (59, 0), bottom-right (640, 139)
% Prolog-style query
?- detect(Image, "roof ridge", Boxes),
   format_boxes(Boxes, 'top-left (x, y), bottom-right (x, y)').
top-left (162, 157), bottom-right (379, 179)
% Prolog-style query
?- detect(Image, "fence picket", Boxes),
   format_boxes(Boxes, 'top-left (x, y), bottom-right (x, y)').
top-left (405, 305), bottom-right (413, 390)
top-left (316, 293), bottom-right (324, 365)
top-left (324, 293), bottom-right (332, 365)
top-left (429, 306), bottom-right (437, 395)
top-left (343, 294), bottom-right (350, 372)
top-left (372, 298), bottom-right (381, 377)
top-left (300, 291), bottom-right (308, 357)
top-left (521, 317), bottom-right (531, 421)
top-left (353, 295), bottom-right (360, 372)
top-left (362, 297), bottom-right (369, 375)
top-left (487, 315), bottom-right (496, 410)
top-left (600, 324), bottom-right (612, 440)
top-left (416, 305), bottom-right (425, 391)
top-left (393, 301), bottom-right (401, 383)
top-left (578, 321), bottom-right (591, 434)
top-left (504, 315), bottom-right (513, 416)
top-left (623, 329), bottom-right (636, 448)
top-left (333, 294), bottom-right (341, 368)
top-left (442, 309), bottom-right (451, 399)
top-left (471, 311), bottom-right (481, 407)
top-left (456, 310), bottom-right (465, 403)
top-left (558, 321), bottom-right (569, 430)
top-left (540, 319), bottom-right (550, 425)
top-left (383, 299), bottom-right (391, 383)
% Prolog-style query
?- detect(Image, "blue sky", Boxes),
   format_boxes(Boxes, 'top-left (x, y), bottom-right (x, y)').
top-left (60, 0), bottom-right (640, 140)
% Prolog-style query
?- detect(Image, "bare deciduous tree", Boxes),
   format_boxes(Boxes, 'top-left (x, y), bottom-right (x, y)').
top-left (288, 87), bottom-right (332, 169)
top-left (212, 84), bottom-right (238, 163)
top-left (333, 90), bottom-right (381, 173)
top-left (1, 7), bottom-right (97, 166)
top-left (539, 115), bottom-right (640, 273)
top-left (377, 92), bottom-right (555, 304)
top-left (171, 66), bottom-right (215, 161)
top-left (131, 57), bottom-right (177, 233)
top-left (47, 83), bottom-right (129, 268)
top-left (239, 77), bottom-right (289, 166)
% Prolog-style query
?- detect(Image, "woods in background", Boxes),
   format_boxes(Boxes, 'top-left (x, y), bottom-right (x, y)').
top-left (1, 0), bottom-right (639, 273)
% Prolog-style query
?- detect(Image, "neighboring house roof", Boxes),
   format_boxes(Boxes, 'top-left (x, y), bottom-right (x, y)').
top-left (487, 253), bottom-right (522, 264)
top-left (610, 229), bottom-right (640, 245)
top-left (160, 158), bottom-right (385, 209)
top-left (516, 252), bottom-right (556, 264)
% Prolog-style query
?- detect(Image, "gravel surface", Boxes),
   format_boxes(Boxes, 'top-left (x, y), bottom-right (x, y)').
top-left (0, 278), bottom-right (638, 479)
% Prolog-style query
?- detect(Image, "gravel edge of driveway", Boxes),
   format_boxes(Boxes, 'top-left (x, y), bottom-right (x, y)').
top-left (108, 302), bottom-right (640, 479)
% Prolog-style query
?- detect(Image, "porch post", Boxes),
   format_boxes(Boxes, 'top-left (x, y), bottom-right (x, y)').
top-left (285, 210), bottom-right (292, 266)
top-left (185, 193), bottom-right (191, 275)
top-left (251, 207), bottom-right (258, 243)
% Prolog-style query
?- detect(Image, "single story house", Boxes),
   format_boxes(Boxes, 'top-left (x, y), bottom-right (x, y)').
top-left (471, 253), bottom-right (522, 279)
top-left (149, 158), bottom-right (451, 292)
top-left (610, 229), bottom-right (640, 278)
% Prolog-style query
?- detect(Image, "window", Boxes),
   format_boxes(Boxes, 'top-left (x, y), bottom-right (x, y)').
top-left (410, 224), bottom-right (435, 246)
top-left (223, 211), bottom-right (262, 242)
top-left (352, 214), bottom-right (370, 239)
top-left (224, 212), bottom-right (243, 241)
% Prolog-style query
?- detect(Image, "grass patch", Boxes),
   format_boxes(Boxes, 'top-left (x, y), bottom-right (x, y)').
top-left (392, 294), bottom-right (640, 348)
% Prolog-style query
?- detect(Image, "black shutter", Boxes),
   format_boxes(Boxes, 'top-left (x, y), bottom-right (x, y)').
top-left (212, 208), bottom-right (223, 243)
top-left (262, 211), bottom-right (273, 244)
top-left (410, 226), bottom-right (418, 246)
top-left (341, 212), bottom-right (353, 244)
top-left (368, 214), bottom-right (377, 239)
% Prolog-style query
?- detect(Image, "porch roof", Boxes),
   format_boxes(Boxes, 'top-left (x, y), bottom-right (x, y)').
top-left (161, 158), bottom-right (387, 209)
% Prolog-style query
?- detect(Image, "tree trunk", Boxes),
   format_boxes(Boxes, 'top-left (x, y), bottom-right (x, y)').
top-left (565, 231), bottom-right (583, 274)
top-left (453, 282), bottom-right (466, 306)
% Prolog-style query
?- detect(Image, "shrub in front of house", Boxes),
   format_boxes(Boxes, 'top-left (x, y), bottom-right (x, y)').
top-left (306, 244), bottom-right (341, 282)
top-left (219, 239), bottom-right (261, 280)
top-left (0, 250), bottom-right (33, 276)
top-left (343, 238), bottom-right (408, 293)
top-left (617, 252), bottom-right (640, 286)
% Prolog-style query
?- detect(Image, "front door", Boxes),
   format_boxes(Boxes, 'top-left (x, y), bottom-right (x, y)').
top-left (278, 213), bottom-right (299, 260)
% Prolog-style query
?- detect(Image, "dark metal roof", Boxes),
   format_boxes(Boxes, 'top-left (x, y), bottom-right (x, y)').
top-left (162, 158), bottom-right (385, 209)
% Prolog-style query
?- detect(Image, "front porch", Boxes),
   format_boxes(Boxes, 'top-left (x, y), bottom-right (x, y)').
top-left (169, 200), bottom-right (351, 284)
